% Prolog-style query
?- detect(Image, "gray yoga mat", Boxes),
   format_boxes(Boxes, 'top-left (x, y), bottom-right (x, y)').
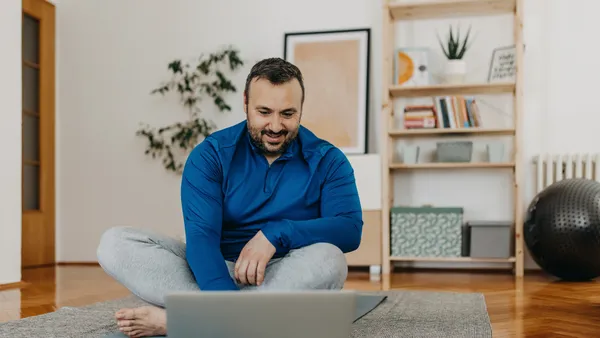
top-left (102, 293), bottom-right (387, 337)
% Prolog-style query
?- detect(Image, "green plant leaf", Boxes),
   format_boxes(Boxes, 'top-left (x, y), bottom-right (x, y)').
top-left (457, 25), bottom-right (472, 59)
top-left (437, 32), bottom-right (450, 58)
top-left (167, 60), bottom-right (183, 74)
top-left (448, 25), bottom-right (456, 58)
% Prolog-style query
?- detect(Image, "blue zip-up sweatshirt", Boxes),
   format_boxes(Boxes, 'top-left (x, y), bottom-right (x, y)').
top-left (180, 120), bottom-right (363, 291)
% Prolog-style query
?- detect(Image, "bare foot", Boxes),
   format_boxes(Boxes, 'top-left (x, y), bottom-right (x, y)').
top-left (115, 305), bottom-right (167, 337)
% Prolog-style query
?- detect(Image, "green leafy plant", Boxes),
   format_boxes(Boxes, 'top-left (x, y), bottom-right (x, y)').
top-left (137, 46), bottom-right (244, 174)
top-left (437, 24), bottom-right (472, 60)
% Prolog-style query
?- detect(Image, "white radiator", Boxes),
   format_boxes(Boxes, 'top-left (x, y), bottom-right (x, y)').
top-left (533, 153), bottom-right (600, 193)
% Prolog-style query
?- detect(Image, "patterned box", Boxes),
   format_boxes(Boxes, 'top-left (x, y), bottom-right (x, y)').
top-left (390, 206), bottom-right (463, 257)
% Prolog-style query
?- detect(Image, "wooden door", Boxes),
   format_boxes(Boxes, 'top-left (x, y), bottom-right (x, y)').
top-left (21, 0), bottom-right (56, 268)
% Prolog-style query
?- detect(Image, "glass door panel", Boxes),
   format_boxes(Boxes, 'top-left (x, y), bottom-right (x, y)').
top-left (22, 12), bottom-right (41, 212)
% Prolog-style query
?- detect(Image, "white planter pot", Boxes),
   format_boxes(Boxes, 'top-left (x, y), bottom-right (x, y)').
top-left (445, 60), bottom-right (466, 84)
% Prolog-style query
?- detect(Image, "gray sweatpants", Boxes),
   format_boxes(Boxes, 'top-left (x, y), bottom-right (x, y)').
top-left (96, 226), bottom-right (348, 307)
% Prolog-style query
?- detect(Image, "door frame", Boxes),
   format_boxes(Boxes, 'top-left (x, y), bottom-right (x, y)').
top-left (21, 0), bottom-right (56, 268)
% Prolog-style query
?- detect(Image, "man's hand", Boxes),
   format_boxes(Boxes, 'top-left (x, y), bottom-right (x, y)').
top-left (234, 230), bottom-right (276, 286)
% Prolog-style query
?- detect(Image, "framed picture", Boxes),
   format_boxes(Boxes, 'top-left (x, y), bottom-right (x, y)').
top-left (488, 45), bottom-right (516, 83)
top-left (394, 47), bottom-right (431, 86)
top-left (284, 28), bottom-right (370, 154)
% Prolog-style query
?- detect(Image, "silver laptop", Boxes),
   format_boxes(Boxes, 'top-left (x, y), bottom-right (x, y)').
top-left (165, 290), bottom-right (357, 338)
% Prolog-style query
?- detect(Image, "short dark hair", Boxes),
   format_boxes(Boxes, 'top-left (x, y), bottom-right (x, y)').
top-left (244, 57), bottom-right (305, 105)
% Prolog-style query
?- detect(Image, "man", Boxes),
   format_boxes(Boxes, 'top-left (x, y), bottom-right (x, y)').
top-left (96, 57), bottom-right (363, 337)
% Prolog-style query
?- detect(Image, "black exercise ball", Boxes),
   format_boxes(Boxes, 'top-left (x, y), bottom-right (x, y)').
top-left (524, 178), bottom-right (600, 281)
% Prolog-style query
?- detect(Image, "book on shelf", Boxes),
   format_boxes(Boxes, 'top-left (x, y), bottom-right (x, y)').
top-left (403, 104), bottom-right (436, 129)
top-left (402, 96), bottom-right (482, 129)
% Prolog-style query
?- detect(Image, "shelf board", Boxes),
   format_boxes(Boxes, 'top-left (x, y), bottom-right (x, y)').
top-left (388, 0), bottom-right (516, 20)
top-left (390, 162), bottom-right (515, 169)
top-left (389, 82), bottom-right (515, 98)
top-left (390, 256), bottom-right (516, 263)
top-left (389, 127), bottom-right (515, 137)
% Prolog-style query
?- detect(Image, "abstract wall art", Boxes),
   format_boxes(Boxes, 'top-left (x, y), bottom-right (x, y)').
top-left (284, 28), bottom-right (370, 154)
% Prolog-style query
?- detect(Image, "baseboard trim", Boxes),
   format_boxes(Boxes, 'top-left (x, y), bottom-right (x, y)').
top-left (22, 263), bottom-right (55, 269)
top-left (0, 281), bottom-right (30, 291)
top-left (380, 266), bottom-right (546, 275)
top-left (56, 261), bottom-right (100, 266)
top-left (38, 262), bottom-right (547, 276)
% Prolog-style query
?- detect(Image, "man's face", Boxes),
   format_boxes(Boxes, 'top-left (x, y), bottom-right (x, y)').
top-left (244, 77), bottom-right (302, 157)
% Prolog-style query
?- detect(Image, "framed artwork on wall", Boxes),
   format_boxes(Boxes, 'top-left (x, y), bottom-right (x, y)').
top-left (284, 28), bottom-right (370, 154)
top-left (487, 45), bottom-right (516, 83)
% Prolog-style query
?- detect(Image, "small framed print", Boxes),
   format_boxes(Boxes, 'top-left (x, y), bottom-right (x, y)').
top-left (394, 47), bottom-right (431, 87)
top-left (488, 45), bottom-right (516, 83)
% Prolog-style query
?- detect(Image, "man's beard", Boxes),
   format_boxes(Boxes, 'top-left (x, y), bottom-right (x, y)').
top-left (248, 125), bottom-right (298, 156)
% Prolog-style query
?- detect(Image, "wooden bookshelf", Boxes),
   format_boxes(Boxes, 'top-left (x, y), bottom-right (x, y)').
top-left (380, 0), bottom-right (525, 278)
top-left (389, 127), bottom-right (515, 137)
top-left (389, 82), bottom-right (515, 98)
top-left (389, 0), bottom-right (516, 20)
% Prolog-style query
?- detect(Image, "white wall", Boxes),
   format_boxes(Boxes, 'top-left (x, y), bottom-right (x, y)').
top-left (541, 0), bottom-right (600, 153)
top-left (55, 0), bottom-right (600, 271)
top-left (0, 0), bottom-right (22, 284)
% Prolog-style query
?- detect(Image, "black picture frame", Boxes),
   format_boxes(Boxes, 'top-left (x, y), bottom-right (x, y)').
top-left (283, 28), bottom-right (371, 155)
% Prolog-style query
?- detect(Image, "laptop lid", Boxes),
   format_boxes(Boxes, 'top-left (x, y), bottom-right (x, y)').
top-left (165, 290), bottom-right (356, 338)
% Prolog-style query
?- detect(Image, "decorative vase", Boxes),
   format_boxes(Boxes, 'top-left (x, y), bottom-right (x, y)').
top-left (445, 59), bottom-right (466, 84)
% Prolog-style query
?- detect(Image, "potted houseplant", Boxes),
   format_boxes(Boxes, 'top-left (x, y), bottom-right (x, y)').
top-left (136, 46), bottom-right (244, 174)
top-left (437, 24), bottom-right (472, 84)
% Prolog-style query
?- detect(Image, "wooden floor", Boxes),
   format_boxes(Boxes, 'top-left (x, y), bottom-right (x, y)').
top-left (1, 266), bottom-right (600, 337)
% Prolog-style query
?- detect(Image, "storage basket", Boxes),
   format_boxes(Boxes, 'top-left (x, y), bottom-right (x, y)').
top-left (390, 206), bottom-right (463, 257)
top-left (436, 141), bottom-right (473, 162)
top-left (467, 221), bottom-right (512, 258)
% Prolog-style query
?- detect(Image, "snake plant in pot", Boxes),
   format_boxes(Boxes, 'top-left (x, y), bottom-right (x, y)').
top-left (437, 24), bottom-right (472, 84)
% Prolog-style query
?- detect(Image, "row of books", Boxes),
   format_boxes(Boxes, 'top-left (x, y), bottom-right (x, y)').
top-left (403, 96), bottom-right (482, 129)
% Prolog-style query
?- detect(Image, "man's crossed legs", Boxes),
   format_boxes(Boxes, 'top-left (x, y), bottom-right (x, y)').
top-left (96, 226), bottom-right (348, 338)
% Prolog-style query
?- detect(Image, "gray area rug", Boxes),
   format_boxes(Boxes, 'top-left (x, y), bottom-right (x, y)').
top-left (0, 290), bottom-right (492, 337)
